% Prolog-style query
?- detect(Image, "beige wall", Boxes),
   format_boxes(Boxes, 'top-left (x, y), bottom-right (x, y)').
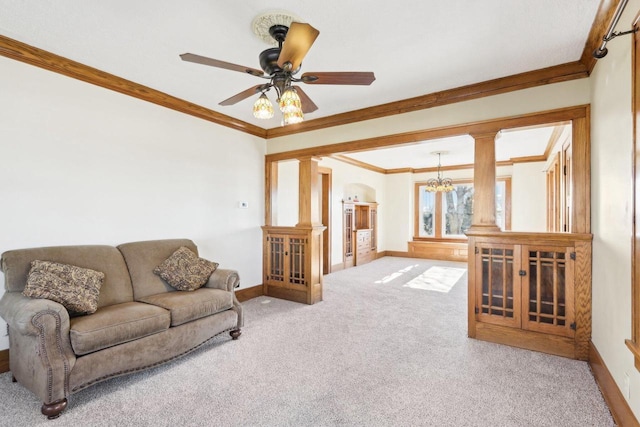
top-left (0, 56), bottom-right (267, 351)
top-left (267, 79), bottom-right (590, 154)
top-left (590, 0), bottom-right (640, 416)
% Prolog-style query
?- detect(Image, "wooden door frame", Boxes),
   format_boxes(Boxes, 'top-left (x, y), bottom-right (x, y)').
top-left (319, 166), bottom-right (332, 274)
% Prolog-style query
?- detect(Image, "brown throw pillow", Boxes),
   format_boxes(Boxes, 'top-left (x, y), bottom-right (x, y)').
top-left (23, 260), bottom-right (105, 314)
top-left (153, 246), bottom-right (218, 291)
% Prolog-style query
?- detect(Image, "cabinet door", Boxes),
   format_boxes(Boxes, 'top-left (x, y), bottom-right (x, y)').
top-left (343, 204), bottom-right (354, 266)
top-left (521, 245), bottom-right (575, 338)
top-left (476, 244), bottom-right (521, 328)
top-left (265, 233), bottom-right (308, 290)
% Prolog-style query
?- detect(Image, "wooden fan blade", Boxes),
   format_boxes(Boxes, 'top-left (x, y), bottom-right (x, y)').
top-left (219, 85), bottom-right (267, 106)
top-left (277, 22), bottom-right (319, 71)
top-left (293, 86), bottom-right (318, 113)
top-left (180, 53), bottom-right (264, 77)
top-left (301, 72), bottom-right (376, 85)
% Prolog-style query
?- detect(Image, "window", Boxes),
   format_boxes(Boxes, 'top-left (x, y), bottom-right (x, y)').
top-left (414, 179), bottom-right (510, 240)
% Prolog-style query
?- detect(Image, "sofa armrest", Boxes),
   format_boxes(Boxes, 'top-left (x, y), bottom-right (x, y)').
top-left (204, 269), bottom-right (243, 328)
top-left (0, 291), bottom-right (70, 336)
top-left (205, 268), bottom-right (240, 292)
top-left (0, 291), bottom-right (76, 405)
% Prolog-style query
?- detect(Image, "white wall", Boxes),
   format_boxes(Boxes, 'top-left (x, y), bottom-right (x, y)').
top-left (590, 0), bottom-right (640, 417)
top-left (0, 56), bottom-right (266, 351)
top-left (318, 157), bottom-right (386, 267)
top-left (276, 160), bottom-right (299, 226)
top-left (511, 162), bottom-right (547, 231)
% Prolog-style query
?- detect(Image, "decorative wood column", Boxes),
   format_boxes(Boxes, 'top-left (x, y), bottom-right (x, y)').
top-left (469, 131), bottom-right (500, 232)
top-left (296, 156), bottom-right (322, 227)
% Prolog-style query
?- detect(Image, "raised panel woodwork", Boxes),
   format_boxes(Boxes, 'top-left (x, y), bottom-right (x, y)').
top-left (343, 202), bottom-right (378, 268)
top-left (262, 225), bottom-right (325, 305)
top-left (408, 241), bottom-right (468, 262)
top-left (467, 230), bottom-right (592, 360)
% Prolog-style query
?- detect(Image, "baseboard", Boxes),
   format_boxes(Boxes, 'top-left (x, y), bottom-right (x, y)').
top-left (589, 341), bottom-right (639, 426)
top-left (235, 285), bottom-right (263, 302)
top-left (383, 250), bottom-right (411, 257)
top-left (330, 263), bottom-right (345, 273)
top-left (0, 349), bottom-right (8, 374)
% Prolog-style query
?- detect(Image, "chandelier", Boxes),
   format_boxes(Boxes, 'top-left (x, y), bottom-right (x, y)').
top-left (425, 152), bottom-right (454, 193)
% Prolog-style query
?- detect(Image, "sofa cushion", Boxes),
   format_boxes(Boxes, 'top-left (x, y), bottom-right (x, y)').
top-left (117, 239), bottom-right (198, 300)
top-left (23, 260), bottom-right (104, 314)
top-left (1, 245), bottom-right (134, 308)
top-left (138, 288), bottom-right (232, 327)
top-left (153, 246), bottom-right (218, 291)
top-left (69, 301), bottom-right (170, 355)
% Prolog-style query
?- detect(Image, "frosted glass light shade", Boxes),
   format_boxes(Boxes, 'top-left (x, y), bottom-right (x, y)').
top-left (279, 87), bottom-right (302, 113)
top-left (253, 93), bottom-right (274, 119)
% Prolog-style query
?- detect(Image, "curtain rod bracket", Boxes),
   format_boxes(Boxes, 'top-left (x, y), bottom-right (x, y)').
top-left (593, 0), bottom-right (636, 59)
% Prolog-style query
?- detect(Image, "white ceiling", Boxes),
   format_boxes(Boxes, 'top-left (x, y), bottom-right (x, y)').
top-left (0, 1), bottom-right (601, 131)
top-left (341, 123), bottom-right (564, 169)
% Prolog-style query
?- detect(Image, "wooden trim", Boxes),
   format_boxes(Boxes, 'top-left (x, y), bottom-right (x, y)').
top-left (266, 62), bottom-right (589, 138)
top-left (329, 154), bottom-right (387, 174)
top-left (1, 0), bottom-right (618, 142)
top-left (265, 105), bottom-right (590, 163)
top-left (408, 241), bottom-right (468, 262)
top-left (589, 341), bottom-right (640, 426)
top-left (580, 0), bottom-right (626, 75)
top-left (632, 12), bottom-right (640, 371)
top-left (333, 156), bottom-right (544, 175)
top-left (0, 349), bottom-right (8, 374)
top-left (235, 285), bottom-right (264, 302)
top-left (475, 322), bottom-right (578, 359)
top-left (383, 250), bottom-right (412, 258)
top-left (265, 160), bottom-right (278, 226)
top-left (0, 35), bottom-right (266, 138)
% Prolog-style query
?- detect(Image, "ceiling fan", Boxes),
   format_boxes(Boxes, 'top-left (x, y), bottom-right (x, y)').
top-left (180, 20), bottom-right (375, 124)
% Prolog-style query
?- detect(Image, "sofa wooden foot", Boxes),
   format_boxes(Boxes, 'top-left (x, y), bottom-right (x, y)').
top-left (41, 398), bottom-right (67, 419)
top-left (11, 375), bottom-right (17, 383)
top-left (230, 329), bottom-right (241, 340)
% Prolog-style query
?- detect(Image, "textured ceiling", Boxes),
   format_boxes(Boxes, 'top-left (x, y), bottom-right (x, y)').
top-left (0, 0), bottom-right (601, 131)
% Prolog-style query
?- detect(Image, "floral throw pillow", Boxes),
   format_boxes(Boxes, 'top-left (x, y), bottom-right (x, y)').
top-left (23, 260), bottom-right (105, 314)
top-left (153, 247), bottom-right (218, 291)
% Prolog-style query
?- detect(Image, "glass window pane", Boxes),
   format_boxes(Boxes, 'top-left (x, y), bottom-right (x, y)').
top-left (496, 180), bottom-right (506, 230)
top-left (442, 184), bottom-right (474, 237)
top-left (419, 186), bottom-right (435, 237)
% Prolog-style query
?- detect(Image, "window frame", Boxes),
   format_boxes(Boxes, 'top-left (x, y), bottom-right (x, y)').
top-left (413, 177), bottom-right (511, 242)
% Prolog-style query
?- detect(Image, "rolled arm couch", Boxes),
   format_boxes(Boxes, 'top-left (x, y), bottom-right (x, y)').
top-left (0, 239), bottom-right (243, 419)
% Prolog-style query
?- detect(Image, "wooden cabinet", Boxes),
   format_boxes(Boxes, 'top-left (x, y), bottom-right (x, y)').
top-left (262, 225), bottom-right (325, 305)
top-left (467, 231), bottom-right (592, 360)
top-left (343, 202), bottom-right (378, 268)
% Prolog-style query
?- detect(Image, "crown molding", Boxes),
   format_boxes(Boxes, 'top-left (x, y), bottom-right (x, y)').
top-left (266, 61), bottom-right (589, 139)
top-left (0, 34), bottom-right (266, 138)
top-left (0, 0), bottom-right (615, 139)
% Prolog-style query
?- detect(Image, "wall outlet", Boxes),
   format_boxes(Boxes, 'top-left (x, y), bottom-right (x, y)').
top-left (238, 201), bottom-right (249, 209)
top-left (624, 372), bottom-right (631, 399)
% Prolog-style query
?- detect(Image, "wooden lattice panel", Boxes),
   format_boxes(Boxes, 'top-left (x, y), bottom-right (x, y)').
top-left (288, 237), bottom-right (307, 286)
top-left (522, 246), bottom-right (575, 338)
top-left (477, 245), bottom-right (520, 328)
top-left (267, 236), bottom-right (285, 283)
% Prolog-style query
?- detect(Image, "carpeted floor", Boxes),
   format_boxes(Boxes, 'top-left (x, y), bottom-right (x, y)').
top-left (0, 257), bottom-right (615, 426)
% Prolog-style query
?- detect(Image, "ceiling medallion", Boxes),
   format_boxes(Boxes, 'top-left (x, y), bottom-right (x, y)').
top-left (251, 11), bottom-right (303, 46)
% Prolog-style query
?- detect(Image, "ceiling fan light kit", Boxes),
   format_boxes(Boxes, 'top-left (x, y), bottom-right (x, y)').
top-left (252, 93), bottom-right (274, 119)
top-left (180, 10), bottom-right (375, 126)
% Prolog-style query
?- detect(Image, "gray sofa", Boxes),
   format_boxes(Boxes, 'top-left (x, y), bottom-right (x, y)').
top-left (0, 239), bottom-right (243, 419)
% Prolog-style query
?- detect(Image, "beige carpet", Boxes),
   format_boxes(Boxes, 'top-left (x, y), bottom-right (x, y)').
top-left (0, 256), bottom-right (614, 426)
